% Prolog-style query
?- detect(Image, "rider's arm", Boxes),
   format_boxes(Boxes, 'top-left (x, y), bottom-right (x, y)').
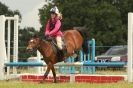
top-left (49, 20), bottom-right (61, 35)
top-left (45, 20), bottom-right (50, 35)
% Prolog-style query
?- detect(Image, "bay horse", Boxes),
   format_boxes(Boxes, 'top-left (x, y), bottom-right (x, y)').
top-left (26, 29), bottom-right (89, 83)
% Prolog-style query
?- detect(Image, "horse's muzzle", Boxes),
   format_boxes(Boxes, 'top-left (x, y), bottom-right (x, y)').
top-left (26, 47), bottom-right (33, 52)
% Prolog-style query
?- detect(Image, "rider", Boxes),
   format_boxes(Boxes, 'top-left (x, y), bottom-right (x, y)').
top-left (44, 6), bottom-right (64, 56)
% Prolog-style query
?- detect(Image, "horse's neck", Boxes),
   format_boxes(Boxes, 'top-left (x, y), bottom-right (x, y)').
top-left (37, 40), bottom-right (51, 57)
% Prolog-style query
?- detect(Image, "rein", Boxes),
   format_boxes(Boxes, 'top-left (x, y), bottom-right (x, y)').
top-left (37, 39), bottom-right (51, 55)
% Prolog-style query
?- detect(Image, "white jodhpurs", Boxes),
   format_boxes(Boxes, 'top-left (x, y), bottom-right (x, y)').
top-left (56, 36), bottom-right (63, 50)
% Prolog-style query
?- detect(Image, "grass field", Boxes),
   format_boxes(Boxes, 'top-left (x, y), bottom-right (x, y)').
top-left (0, 81), bottom-right (133, 88)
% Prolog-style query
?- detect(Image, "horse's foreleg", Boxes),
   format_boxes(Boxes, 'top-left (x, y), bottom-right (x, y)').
top-left (40, 65), bottom-right (51, 83)
top-left (51, 64), bottom-right (57, 83)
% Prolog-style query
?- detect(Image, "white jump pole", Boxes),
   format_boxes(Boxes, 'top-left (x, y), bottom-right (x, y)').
top-left (0, 15), bottom-right (6, 80)
top-left (128, 12), bottom-right (133, 82)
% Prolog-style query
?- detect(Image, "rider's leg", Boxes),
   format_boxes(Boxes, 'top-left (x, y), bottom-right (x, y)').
top-left (56, 36), bottom-right (63, 50)
top-left (56, 36), bottom-right (67, 61)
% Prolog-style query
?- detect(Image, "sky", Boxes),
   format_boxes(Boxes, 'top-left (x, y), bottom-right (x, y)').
top-left (0, 0), bottom-right (49, 30)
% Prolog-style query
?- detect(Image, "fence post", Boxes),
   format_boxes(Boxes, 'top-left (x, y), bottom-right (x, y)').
top-left (91, 39), bottom-right (96, 73)
top-left (13, 15), bottom-right (19, 74)
top-left (128, 12), bottom-right (133, 82)
top-left (0, 15), bottom-right (6, 80)
top-left (37, 51), bottom-right (42, 74)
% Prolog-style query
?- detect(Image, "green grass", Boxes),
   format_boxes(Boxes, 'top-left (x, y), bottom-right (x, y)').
top-left (0, 81), bottom-right (133, 88)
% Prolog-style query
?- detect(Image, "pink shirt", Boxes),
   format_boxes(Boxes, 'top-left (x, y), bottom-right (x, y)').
top-left (44, 19), bottom-right (63, 37)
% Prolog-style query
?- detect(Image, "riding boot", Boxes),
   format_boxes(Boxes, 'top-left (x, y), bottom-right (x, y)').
top-left (57, 49), bottom-right (67, 62)
top-left (59, 50), bottom-right (64, 57)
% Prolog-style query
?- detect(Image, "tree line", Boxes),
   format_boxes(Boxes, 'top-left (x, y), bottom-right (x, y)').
top-left (1, 0), bottom-right (133, 60)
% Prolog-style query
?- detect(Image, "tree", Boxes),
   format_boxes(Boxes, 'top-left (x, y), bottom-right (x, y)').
top-left (38, 0), bottom-right (133, 54)
top-left (19, 27), bottom-right (38, 61)
top-left (0, 2), bottom-right (21, 19)
top-left (0, 1), bottom-right (22, 43)
top-left (0, 1), bottom-right (30, 60)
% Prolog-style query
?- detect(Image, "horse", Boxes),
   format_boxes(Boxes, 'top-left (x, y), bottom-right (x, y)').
top-left (26, 29), bottom-right (89, 83)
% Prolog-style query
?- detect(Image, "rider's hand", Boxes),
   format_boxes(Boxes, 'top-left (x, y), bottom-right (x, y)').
top-left (45, 34), bottom-right (52, 41)
top-left (45, 34), bottom-right (49, 38)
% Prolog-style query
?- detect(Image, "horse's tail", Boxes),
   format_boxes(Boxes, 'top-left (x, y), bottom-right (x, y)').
top-left (76, 29), bottom-right (89, 54)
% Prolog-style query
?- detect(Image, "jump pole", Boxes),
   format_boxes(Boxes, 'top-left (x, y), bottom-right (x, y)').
top-left (5, 62), bottom-right (126, 67)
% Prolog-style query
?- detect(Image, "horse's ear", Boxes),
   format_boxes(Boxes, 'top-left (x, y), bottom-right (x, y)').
top-left (33, 34), bottom-right (39, 38)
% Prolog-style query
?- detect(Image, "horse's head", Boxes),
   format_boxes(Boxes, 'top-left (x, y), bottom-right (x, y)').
top-left (26, 35), bottom-right (40, 52)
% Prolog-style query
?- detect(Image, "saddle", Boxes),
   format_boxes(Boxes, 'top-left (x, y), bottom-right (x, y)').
top-left (45, 36), bottom-right (67, 62)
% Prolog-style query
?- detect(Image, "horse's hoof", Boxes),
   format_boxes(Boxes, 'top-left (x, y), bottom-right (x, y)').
top-left (6, 79), bottom-right (9, 82)
top-left (39, 81), bottom-right (44, 84)
top-left (72, 54), bottom-right (77, 58)
top-left (53, 80), bottom-right (57, 83)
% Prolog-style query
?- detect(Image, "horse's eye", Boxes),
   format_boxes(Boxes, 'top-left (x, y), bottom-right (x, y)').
top-left (30, 41), bottom-right (33, 44)
top-left (33, 41), bottom-right (36, 44)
